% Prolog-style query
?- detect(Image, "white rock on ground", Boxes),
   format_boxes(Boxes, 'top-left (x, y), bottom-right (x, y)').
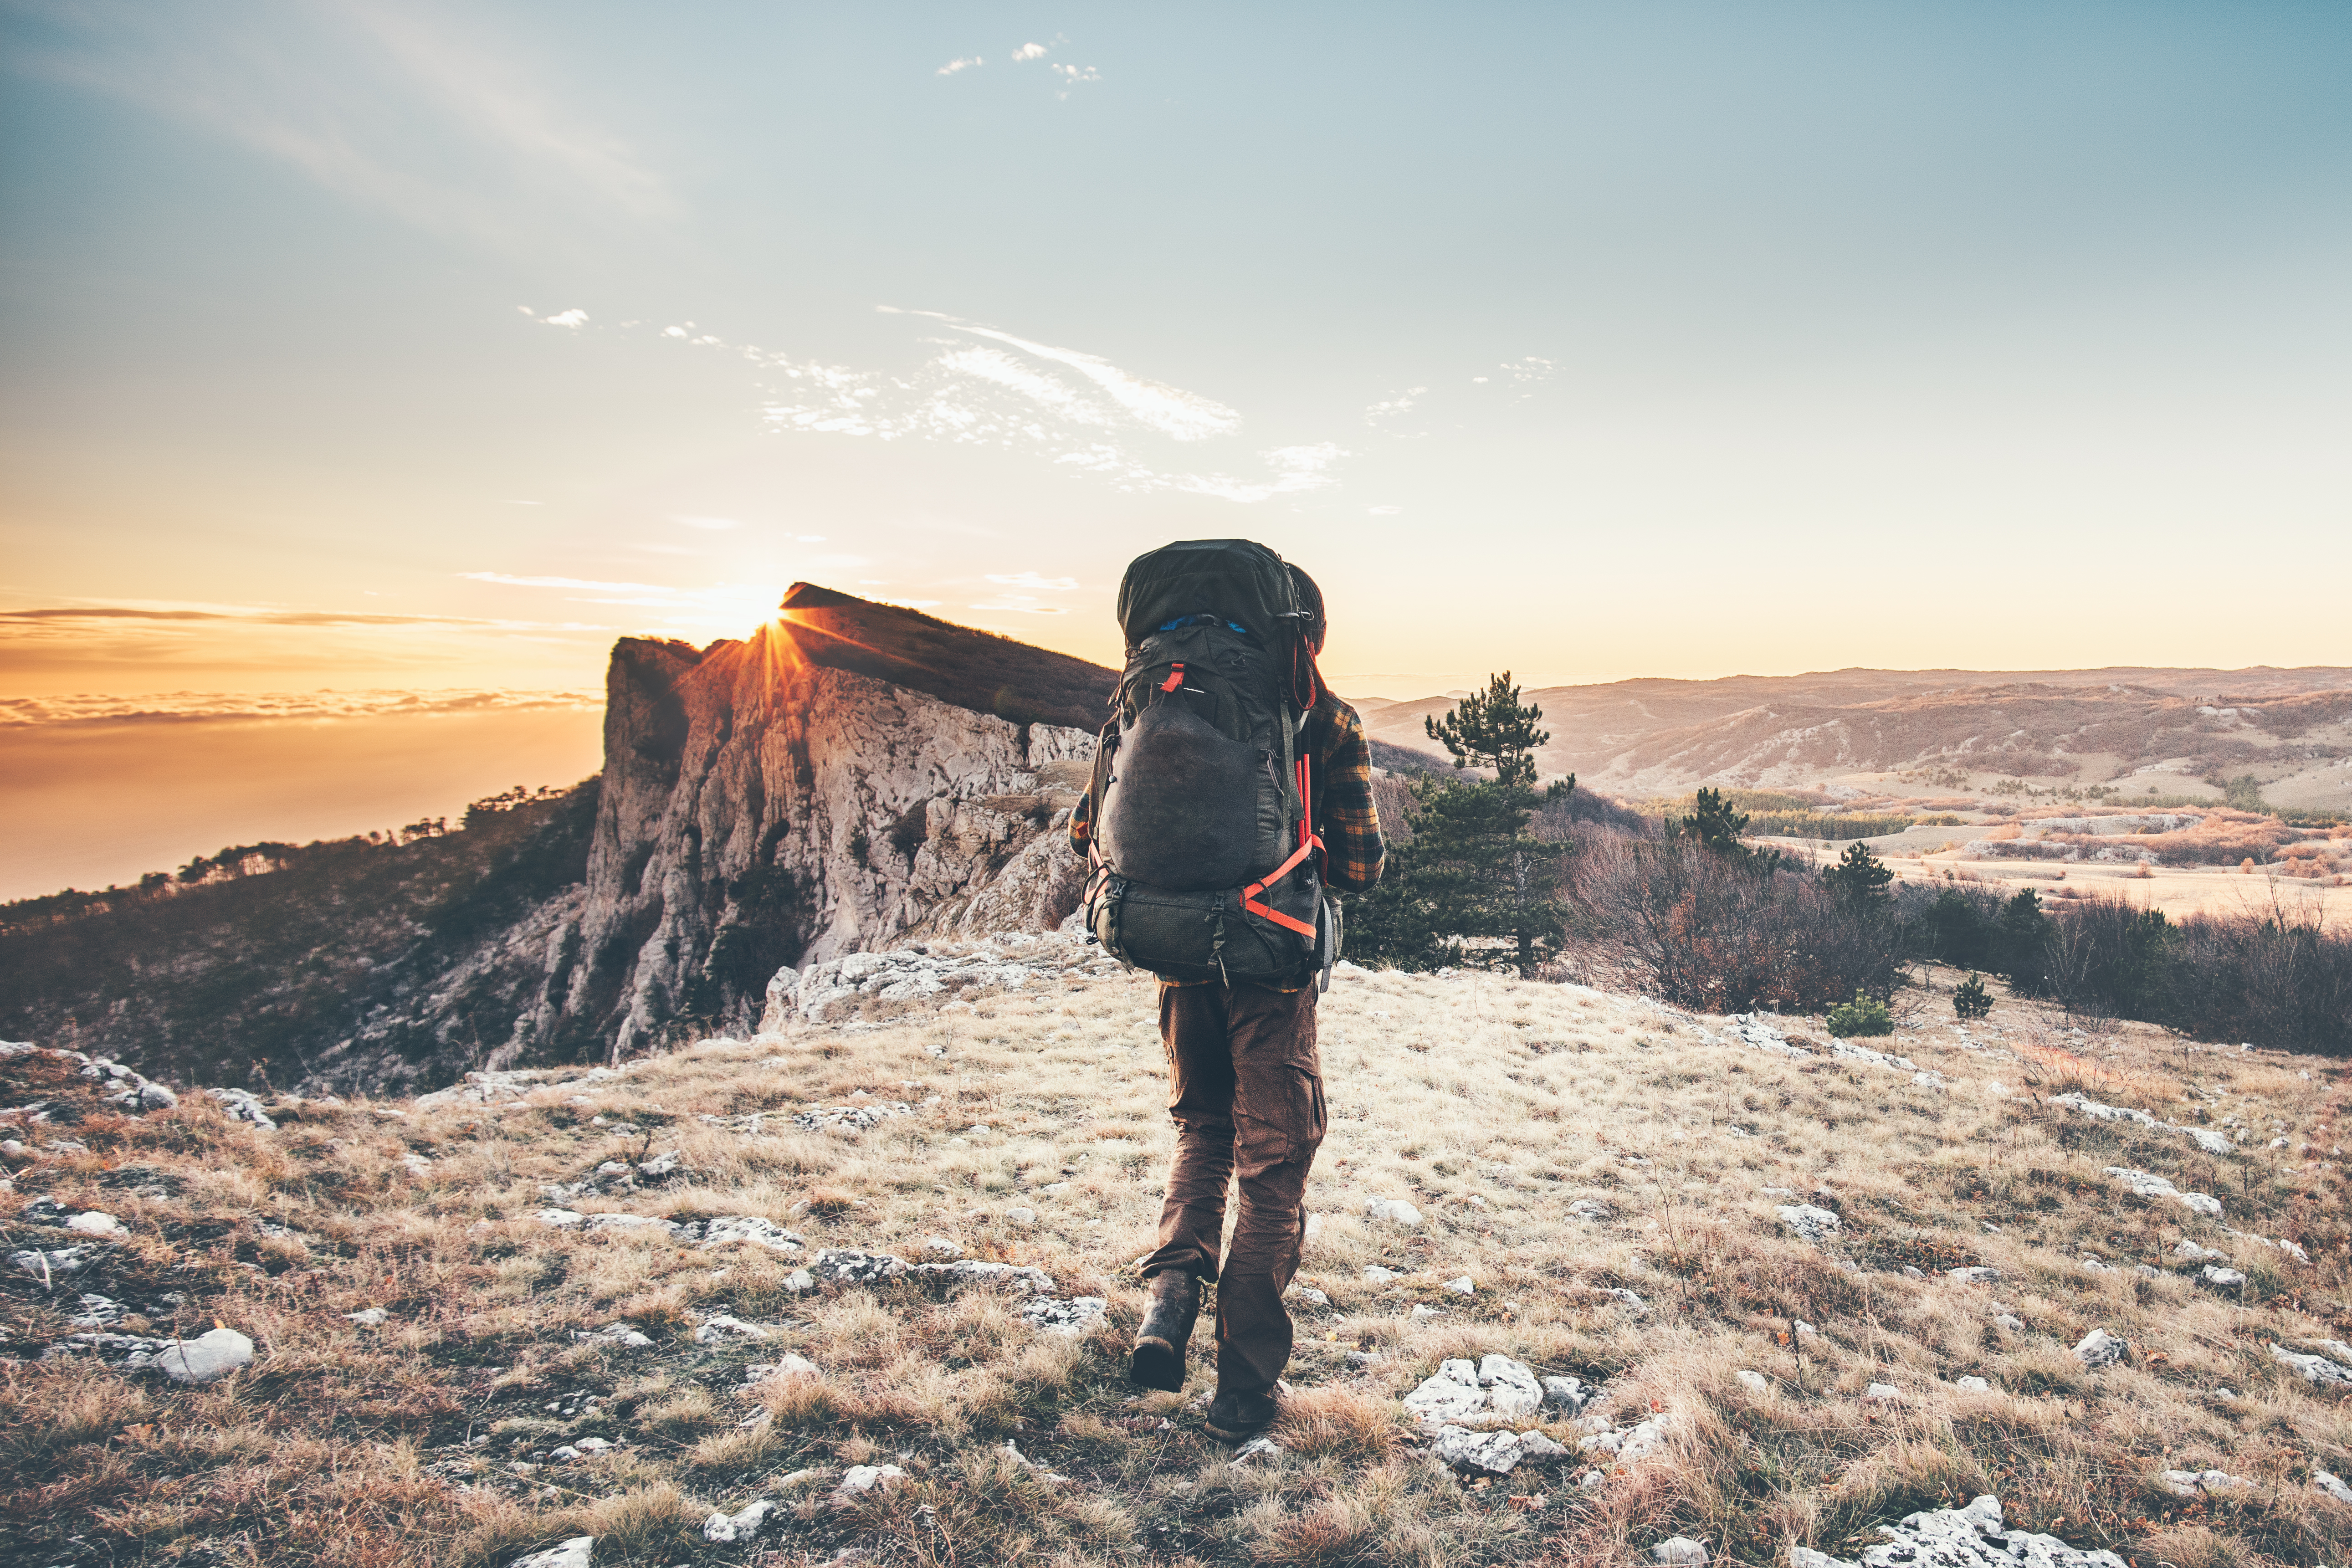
top-left (2199, 1264), bottom-right (2248, 1288)
top-left (154, 1327), bottom-right (254, 1385)
top-left (2074, 1330), bottom-right (2127, 1368)
top-left (1580, 1413), bottom-right (1672, 1464)
top-left (1652, 1537), bottom-right (1709, 1565)
top-left (1402, 1356), bottom-right (1545, 1427)
top-left (63, 1211), bottom-right (122, 1236)
top-left (1231, 1436), bottom-right (1284, 1465)
top-left (1542, 1375), bottom-right (1596, 1414)
top-left (2314, 1470), bottom-right (2352, 1504)
top-left (693, 1315), bottom-right (771, 1344)
top-left (2054, 1092), bottom-right (2234, 1157)
top-left (1443, 1276), bottom-right (1475, 1295)
top-left (1792, 1494), bottom-right (2127, 1568)
top-left (701, 1215), bottom-right (804, 1253)
top-left (2159, 1469), bottom-right (2248, 1498)
top-left (1777, 1204), bottom-right (1841, 1241)
top-left (2271, 1343), bottom-right (2352, 1386)
top-left (1431, 1424), bottom-right (1570, 1475)
top-left (702, 1498), bottom-right (780, 1542)
top-left (1021, 1296), bottom-right (1108, 1335)
top-left (1957, 1376), bottom-right (1991, 1392)
top-left (344, 1308), bottom-right (390, 1327)
top-left (1364, 1197), bottom-right (1423, 1226)
top-left (831, 1462), bottom-right (907, 1504)
top-left (2103, 1166), bottom-right (2223, 1217)
top-left (506, 1538), bottom-right (594, 1568)
top-left (1736, 1369), bottom-right (1769, 1397)
top-left (1948, 1266), bottom-right (2003, 1286)
top-left (1363, 1265), bottom-right (1399, 1283)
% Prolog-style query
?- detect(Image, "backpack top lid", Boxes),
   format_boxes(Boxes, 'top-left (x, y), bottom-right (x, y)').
top-left (1116, 539), bottom-right (1300, 649)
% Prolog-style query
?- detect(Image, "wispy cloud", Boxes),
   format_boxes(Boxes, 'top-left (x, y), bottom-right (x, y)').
top-left (1048, 62), bottom-right (1102, 92)
top-left (0, 687), bottom-right (603, 729)
top-left (459, 571), bottom-right (825, 633)
top-left (936, 55), bottom-right (983, 76)
top-left (0, 604), bottom-right (593, 631)
top-left (984, 572), bottom-right (1080, 591)
top-left (18, 1), bottom-right (671, 249)
top-left (520, 305), bottom-right (589, 328)
top-left (1010, 42), bottom-right (1049, 61)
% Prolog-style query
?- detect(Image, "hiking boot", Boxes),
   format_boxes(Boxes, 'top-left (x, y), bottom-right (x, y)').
top-left (1128, 1271), bottom-right (1201, 1392)
top-left (1203, 1387), bottom-right (1281, 1444)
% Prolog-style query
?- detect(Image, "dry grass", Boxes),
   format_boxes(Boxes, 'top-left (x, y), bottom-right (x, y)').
top-left (5, 957), bottom-right (2352, 1566)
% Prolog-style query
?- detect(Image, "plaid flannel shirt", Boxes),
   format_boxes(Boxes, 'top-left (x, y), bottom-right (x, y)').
top-left (1069, 692), bottom-right (1385, 893)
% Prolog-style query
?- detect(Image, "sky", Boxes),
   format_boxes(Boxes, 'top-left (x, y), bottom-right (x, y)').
top-left (3, 2), bottom-right (2350, 890)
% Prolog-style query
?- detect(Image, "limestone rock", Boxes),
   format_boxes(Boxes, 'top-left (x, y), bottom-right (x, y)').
top-left (1021, 1296), bottom-right (1107, 1335)
top-left (154, 1327), bottom-right (255, 1385)
top-left (1736, 1369), bottom-right (1769, 1397)
top-left (210, 1086), bottom-right (279, 1130)
top-left (2271, 1343), bottom-right (2352, 1386)
top-left (914, 1259), bottom-right (1055, 1293)
top-left (1777, 1204), bottom-right (1841, 1241)
top-left (2104, 1167), bottom-right (2222, 1218)
top-left (1788, 1495), bottom-right (2126, 1568)
top-left (2314, 1470), bottom-right (2352, 1504)
top-left (2199, 1264), bottom-right (2247, 1289)
top-left (1542, 1375), bottom-right (1597, 1414)
top-left (1443, 1276), bottom-right (1475, 1296)
top-left (1652, 1537), bottom-right (1709, 1564)
top-left (1365, 1197), bottom-right (1423, 1226)
top-left (345, 1308), bottom-right (390, 1327)
top-left (62, 1211), bottom-right (121, 1236)
top-left (831, 1462), bottom-right (907, 1505)
top-left (701, 1215), bottom-right (805, 1254)
top-left (1566, 1198), bottom-right (1614, 1223)
top-left (1435, 1425), bottom-right (1528, 1474)
top-left (702, 1498), bottom-right (780, 1542)
top-left (693, 1314), bottom-right (771, 1343)
top-left (2158, 1469), bottom-right (2247, 1498)
top-left (1948, 1267), bottom-right (2003, 1286)
top-left (2073, 1330), bottom-right (2127, 1368)
top-left (810, 1248), bottom-right (908, 1284)
top-left (1956, 1376), bottom-right (1990, 1392)
top-left (1404, 1360), bottom-right (1490, 1426)
top-left (507, 1538), bottom-right (594, 1568)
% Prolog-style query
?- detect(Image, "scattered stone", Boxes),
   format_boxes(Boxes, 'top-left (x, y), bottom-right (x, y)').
top-left (63, 1210), bottom-right (121, 1236)
top-left (693, 1315), bottom-right (771, 1344)
top-left (1994, 1313), bottom-right (2024, 1331)
top-left (914, 1259), bottom-right (1056, 1293)
top-left (2073, 1329), bottom-right (2127, 1368)
top-left (701, 1215), bottom-right (805, 1254)
top-left (1580, 1413), bottom-right (1671, 1464)
top-left (1444, 1276), bottom-right (1475, 1296)
top-left (535, 1209), bottom-right (585, 1229)
top-left (2159, 1469), bottom-right (2247, 1498)
top-left (209, 1087), bottom-right (279, 1131)
top-left (574, 1322), bottom-right (654, 1349)
top-left (810, 1248), bottom-right (908, 1284)
top-left (1435, 1424), bottom-right (1531, 1474)
top-left (795, 1102), bottom-right (913, 1132)
top-left (154, 1327), bottom-right (255, 1385)
top-left (1863, 1383), bottom-right (1903, 1403)
top-left (2271, 1343), bottom-right (2352, 1386)
top-left (702, 1498), bottom-right (780, 1542)
top-left (2314, 1470), bottom-right (2352, 1504)
top-left (1566, 1198), bottom-right (1614, 1223)
top-left (2104, 1167), bottom-right (2222, 1218)
top-left (1363, 1265), bottom-right (1400, 1283)
top-left (549, 1437), bottom-right (613, 1462)
top-left (1788, 1495), bottom-right (2124, 1568)
top-left (1231, 1436), bottom-right (1284, 1465)
top-left (2174, 1240), bottom-right (2226, 1263)
top-left (1409, 1304), bottom-right (1444, 1321)
top-left (1021, 1296), bottom-right (1107, 1335)
top-left (2054, 1093), bottom-right (2234, 1157)
top-left (1005, 1206), bottom-right (1038, 1227)
top-left (831, 1462), bottom-right (907, 1504)
top-left (1652, 1537), bottom-right (1709, 1565)
top-left (2198, 1264), bottom-right (2247, 1289)
top-left (1293, 1286), bottom-right (1330, 1307)
top-left (922, 1235), bottom-right (963, 1257)
top-left (1541, 1375), bottom-right (1595, 1414)
top-left (1777, 1204), bottom-right (1841, 1241)
top-left (506, 1538), bottom-right (595, 1568)
top-left (1957, 1376), bottom-right (1990, 1392)
top-left (1901, 1265), bottom-right (1926, 1280)
top-left (1404, 1359), bottom-right (1489, 1426)
top-left (1605, 1287), bottom-right (1648, 1313)
top-left (1365, 1197), bottom-right (1423, 1226)
top-left (1736, 1369), bottom-right (1769, 1397)
top-left (345, 1308), bottom-right (390, 1327)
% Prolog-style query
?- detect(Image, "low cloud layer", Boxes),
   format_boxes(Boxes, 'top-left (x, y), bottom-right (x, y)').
top-left (0, 688), bottom-right (604, 729)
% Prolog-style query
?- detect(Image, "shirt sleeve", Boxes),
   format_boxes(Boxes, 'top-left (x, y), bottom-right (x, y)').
top-left (1315, 699), bottom-right (1386, 892)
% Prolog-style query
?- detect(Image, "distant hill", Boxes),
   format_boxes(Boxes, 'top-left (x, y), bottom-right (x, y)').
top-left (1360, 667), bottom-right (2352, 804)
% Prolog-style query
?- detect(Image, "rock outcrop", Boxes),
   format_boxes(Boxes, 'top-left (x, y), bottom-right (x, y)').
top-left (552, 619), bottom-right (1098, 1059)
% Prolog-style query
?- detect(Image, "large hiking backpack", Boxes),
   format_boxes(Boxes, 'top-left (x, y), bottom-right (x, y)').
top-left (1082, 539), bottom-right (1340, 988)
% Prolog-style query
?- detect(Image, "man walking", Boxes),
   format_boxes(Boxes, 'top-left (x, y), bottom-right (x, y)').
top-left (1071, 557), bottom-right (1384, 1444)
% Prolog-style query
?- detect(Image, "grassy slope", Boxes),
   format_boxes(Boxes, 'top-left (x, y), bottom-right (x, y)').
top-left (5, 963), bottom-right (2352, 1567)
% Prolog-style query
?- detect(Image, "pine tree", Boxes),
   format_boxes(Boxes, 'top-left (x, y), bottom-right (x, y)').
top-left (1669, 787), bottom-right (1773, 868)
top-left (1424, 671), bottom-right (1549, 787)
top-left (1396, 673), bottom-right (1567, 975)
top-left (1823, 841), bottom-right (1893, 903)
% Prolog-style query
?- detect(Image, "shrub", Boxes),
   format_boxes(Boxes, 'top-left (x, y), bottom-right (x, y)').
top-left (1952, 973), bottom-right (1993, 1020)
top-left (1826, 990), bottom-right (1893, 1037)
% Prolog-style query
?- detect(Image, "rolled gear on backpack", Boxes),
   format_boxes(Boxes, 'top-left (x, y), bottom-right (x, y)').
top-left (1084, 540), bottom-right (1340, 986)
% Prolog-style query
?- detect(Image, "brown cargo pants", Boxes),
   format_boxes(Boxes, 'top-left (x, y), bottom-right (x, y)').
top-left (1138, 979), bottom-right (1327, 1398)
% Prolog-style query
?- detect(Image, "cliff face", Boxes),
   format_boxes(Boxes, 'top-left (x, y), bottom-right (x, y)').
top-left (550, 622), bottom-right (1100, 1060)
top-left (2, 587), bottom-right (1110, 1096)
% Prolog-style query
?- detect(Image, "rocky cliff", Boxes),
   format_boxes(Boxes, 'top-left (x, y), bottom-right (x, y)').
top-left (3, 587), bottom-right (1113, 1094)
top-left (556, 615), bottom-right (1102, 1061)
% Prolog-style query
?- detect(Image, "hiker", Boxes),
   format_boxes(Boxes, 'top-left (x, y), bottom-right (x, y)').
top-left (1071, 540), bottom-right (1384, 1444)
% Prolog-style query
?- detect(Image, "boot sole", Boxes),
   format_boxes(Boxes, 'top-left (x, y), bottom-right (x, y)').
top-left (1128, 1335), bottom-right (1185, 1392)
top-left (1203, 1414), bottom-right (1276, 1445)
